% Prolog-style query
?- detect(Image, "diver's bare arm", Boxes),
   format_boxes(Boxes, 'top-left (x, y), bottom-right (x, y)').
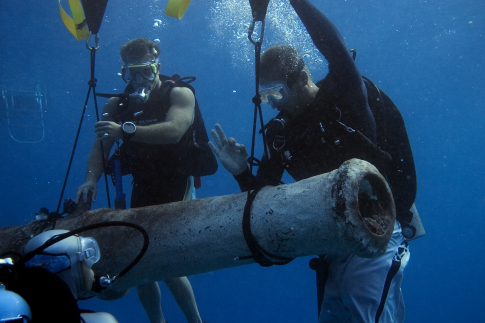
top-left (130, 87), bottom-right (195, 145)
top-left (84, 140), bottom-right (114, 184)
top-left (291, 0), bottom-right (375, 139)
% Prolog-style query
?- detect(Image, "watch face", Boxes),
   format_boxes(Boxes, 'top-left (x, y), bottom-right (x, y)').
top-left (123, 122), bottom-right (136, 134)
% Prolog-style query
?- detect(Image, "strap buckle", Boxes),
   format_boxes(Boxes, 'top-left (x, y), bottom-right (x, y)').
top-left (393, 240), bottom-right (409, 262)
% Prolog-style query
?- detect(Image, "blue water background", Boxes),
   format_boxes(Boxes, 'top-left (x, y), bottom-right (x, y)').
top-left (0, 0), bottom-right (483, 322)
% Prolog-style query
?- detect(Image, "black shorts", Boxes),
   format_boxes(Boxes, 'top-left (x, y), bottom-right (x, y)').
top-left (130, 173), bottom-right (188, 208)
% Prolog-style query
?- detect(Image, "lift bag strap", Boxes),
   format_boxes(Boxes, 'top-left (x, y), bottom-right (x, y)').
top-left (58, 0), bottom-right (89, 40)
top-left (241, 187), bottom-right (294, 267)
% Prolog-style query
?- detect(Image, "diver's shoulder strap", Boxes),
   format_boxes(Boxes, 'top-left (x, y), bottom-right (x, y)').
top-left (156, 74), bottom-right (197, 100)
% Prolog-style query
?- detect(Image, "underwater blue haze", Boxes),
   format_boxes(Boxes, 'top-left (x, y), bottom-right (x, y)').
top-left (0, 0), bottom-right (483, 322)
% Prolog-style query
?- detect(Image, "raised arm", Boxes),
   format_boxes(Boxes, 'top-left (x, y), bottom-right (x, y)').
top-left (291, 0), bottom-right (375, 139)
top-left (291, 0), bottom-right (361, 93)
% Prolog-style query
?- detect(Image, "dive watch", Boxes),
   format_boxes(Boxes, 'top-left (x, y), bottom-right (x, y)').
top-left (121, 122), bottom-right (136, 141)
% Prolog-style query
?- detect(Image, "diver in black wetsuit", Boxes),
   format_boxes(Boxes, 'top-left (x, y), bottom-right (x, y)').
top-left (209, 0), bottom-right (410, 322)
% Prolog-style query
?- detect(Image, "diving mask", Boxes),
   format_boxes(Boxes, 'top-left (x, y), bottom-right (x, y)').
top-left (24, 235), bottom-right (100, 273)
top-left (259, 81), bottom-right (291, 108)
top-left (80, 236), bottom-right (101, 267)
top-left (121, 60), bottom-right (158, 83)
top-left (25, 253), bottom-right (72, 275)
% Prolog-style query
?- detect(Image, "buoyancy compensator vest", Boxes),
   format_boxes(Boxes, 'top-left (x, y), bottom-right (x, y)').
top-left (362, 76), bottom-right (417, 230)
top-left (264, 76), bottom-right (417, 232)
top-left (105, 74), bottom-right (218, 181)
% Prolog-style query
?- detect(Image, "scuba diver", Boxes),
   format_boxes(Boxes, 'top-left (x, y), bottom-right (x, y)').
top-left (75, 38), bottom-right (213, 323)
top-left (209, 0), bottom-right (415, 322)
top-left (1, 230), bottom-right (118, 323)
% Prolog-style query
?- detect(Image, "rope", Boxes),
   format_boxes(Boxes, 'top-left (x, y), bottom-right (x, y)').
top-left (239, 187), bottom-right (294, 267)
top-left (238, 4), bottom-right (294, 267)
top-left (52, 35), bottom-right (110, 229)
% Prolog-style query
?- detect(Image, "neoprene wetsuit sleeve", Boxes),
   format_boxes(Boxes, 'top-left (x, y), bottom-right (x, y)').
top-left (290, 0), bottom-right (376, 141)
top-left (234, 168), bottom-right (258, 192)
top-left (234, 153), bottom-right (285, 192)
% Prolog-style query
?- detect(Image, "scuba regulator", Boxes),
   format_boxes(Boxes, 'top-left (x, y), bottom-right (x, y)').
top-left (130, 87), bottom-right (150, 105)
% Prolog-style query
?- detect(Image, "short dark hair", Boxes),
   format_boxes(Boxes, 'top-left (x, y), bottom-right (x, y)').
top-left (120, 38), bottom-right (160, 63)
top-left (260, 45), bottom-right (305, 81)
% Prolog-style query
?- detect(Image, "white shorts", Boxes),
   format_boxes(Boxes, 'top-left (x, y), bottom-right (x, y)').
top-left (319, 221), bottom-right (410, 323)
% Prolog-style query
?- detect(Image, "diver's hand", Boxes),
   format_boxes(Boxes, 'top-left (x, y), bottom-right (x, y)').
top-left (209, 124), bottom-right (248, 176)
top-left (94, 121), bottom-right (122, 141)
top-left (75, 181), bottom-right (98, 203)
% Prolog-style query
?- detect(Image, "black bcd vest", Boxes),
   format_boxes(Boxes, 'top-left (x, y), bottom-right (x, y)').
top-left (264, 76), bottom-right (417, 228)
top-left (106, 74), bottom-right (218, 180)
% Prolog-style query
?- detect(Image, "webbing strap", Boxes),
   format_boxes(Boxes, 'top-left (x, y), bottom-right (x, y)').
top-left (309, 256), bottom-right (329, 317)
top-left (375, 240), bottom-right (408, 322)
top-left (240, 187), bottom-right (294, 267)
top-left (58, 0), bottom-right (89, 41)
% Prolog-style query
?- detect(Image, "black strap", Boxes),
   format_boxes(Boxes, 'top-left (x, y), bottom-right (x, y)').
top-left (158, 75), bottom-right (197, 98)
top-left (375, 240), bottom-right (408, 322)
top-left (240, 187), bottom-right (294, 267)
top-left (309, 256), bottom-right (329, 317)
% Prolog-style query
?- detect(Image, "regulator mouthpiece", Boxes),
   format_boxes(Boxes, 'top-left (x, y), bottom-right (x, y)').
top-left (92, 274), bottom-right (116, 293)
top-left (129, 87), bottom-right (150, 105)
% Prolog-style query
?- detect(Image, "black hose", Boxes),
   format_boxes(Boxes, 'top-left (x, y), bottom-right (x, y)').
top-left (16, 221), bottom-right (149, 283)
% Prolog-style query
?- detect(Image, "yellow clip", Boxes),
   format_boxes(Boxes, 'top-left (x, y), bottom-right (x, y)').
top-left (59, 0), bottom-right (89, 41)
top-left (165, 0), bottom-right (192, 19)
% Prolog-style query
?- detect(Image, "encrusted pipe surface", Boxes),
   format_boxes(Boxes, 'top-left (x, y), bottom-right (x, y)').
top-left (0, 159), bottom-right (395, 299)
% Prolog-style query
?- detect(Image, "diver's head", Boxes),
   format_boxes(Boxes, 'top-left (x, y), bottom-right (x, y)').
top-left (120, 38), bottom-right (162, 103)
top-left (260, 45), bottom-right (316, 113)
top-left (120, 38), bottom-right (160, 64)
top-left (23, 230), bottom-right (100, 300)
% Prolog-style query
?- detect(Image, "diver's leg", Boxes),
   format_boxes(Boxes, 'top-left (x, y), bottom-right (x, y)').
top-left (371, 223), bottom-right (409, 323)
top-left (320, 221), bottom-right (409, 323)
top-left (318, 254), bottom-right (352, 323)
top-left (164, 276), bottom-right (202, 323)
top-left (80, 312), bottom-right (119, 323)
top-left (137, 282), bottom-right (166, 323)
